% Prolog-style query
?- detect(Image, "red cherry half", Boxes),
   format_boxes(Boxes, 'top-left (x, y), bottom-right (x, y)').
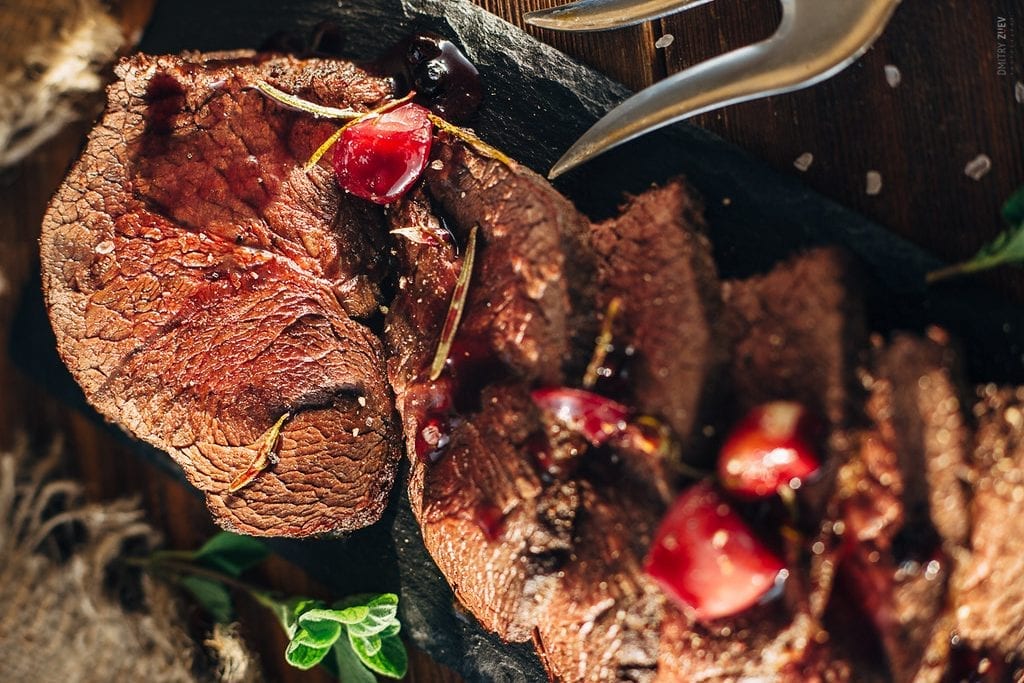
top-left (530, 387), bottom-right (630, 446)
top-left (332, 102), bottom-right (433, 204)
top-left (644, 481), bottom-right (786, 622)
top-left (718, 401), bottom-right (821, 500)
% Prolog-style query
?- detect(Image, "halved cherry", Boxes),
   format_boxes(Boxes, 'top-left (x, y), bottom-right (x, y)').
top-left (332, 102), bottom-right (433, 204)
top-left (718, 401), bottom-right (821, 500)
top-left (530, 387), bottom-right (629, 447)
top-left (644, 481), bottom-right (786, 622)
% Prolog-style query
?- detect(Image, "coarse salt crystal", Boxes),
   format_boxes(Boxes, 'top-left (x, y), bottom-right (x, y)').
top-left (964, 154), bottom-right (992, 180)
top-left (866, 171), bottom-right (883, 196)
top-left (95, 240), bottom-right (115, 255)
top-left (883, 64), bottom-right (901, 88)
top-left (793, 152), bottom-right (814, 172)
top-left (655, 34), bottom-right (674, 49)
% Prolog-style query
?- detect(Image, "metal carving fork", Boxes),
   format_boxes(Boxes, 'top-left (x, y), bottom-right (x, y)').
top-left (525, 0), bottom-right (902, 178)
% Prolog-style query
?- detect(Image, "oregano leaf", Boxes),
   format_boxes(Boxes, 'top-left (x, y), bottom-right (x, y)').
top-left (300, 605), bottom-right (370, 626)
top-left (178, 575), bottom-right (233, 624)
top-left (352, 633), bottom-right (408, 679)
top-left (928, 185), bottom-right (1024, 282)
top-left (350, 633), bottom-right (383, 658)
top-left (1003, 186), bottom-right (1024, 226)
top-left (330, 636), bottom-right (377, 683)
top-left (193, 532), bottom-right (269, 577)
top-left (377, 620), bottom-right (401, 639)
top-left (284, 640), bottom-right (331, 670)
top-left (292, 620), bottom-right (342, 648)
top-left (341, 593), bottom-right (399, 637)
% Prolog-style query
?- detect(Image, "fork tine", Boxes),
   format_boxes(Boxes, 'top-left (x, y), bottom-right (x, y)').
top-left (524, 0), bottom-right (712, 32)
top-left (548, 0), bottom-right (901, 178)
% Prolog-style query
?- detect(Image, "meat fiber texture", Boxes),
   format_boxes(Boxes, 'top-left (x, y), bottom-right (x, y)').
top-left (41, 50), bottom-right (1024, 682)
top-left (40, 52), bottom-right (400, 536)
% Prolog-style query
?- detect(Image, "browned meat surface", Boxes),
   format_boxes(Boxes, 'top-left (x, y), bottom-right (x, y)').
top-left (722, 248), bottom-right (866, 428)
top-left (423, 140), bottom-right (598, 385)
top-left (954, 386), bottom-right (1024, 656)
top-left (588, 180), bottom-right (725, 450)
top-left (867, 330), bottom-right (972, 549)
top-left (385, 140), bottom-right (601, 641)
top-left (40, 52), bottom-right (399, 536)
top-left (43, 47), bottom-right (1024, 683)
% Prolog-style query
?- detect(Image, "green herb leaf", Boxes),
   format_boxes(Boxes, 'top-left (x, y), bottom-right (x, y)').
top-left (292, 620), bottom-right (343, 649)
top-left (330, 637), bottom-right (377, 683)
top-left (1003, 186), bottom-right (1024, 225)
top-left (192, 532), bottom-right (269, 577)
top-left (350, 633), bottom-right (383, 658)
top-left (928, 185), bottom-right (1024, 282)
top-left (299, 605), bottom-right (370, 626)
top-left (377, 620), bottom-right (401, 639)
top-left (351, 633), bottom-right (409, 679)
top-left (178, 575), bottom-right (233, 624)
top-left (337, 593), bottom-right (399, 637)
top-left (268, 597), bottom-right (323, 638)
top-left (285, 640), bottom-right (332, 670)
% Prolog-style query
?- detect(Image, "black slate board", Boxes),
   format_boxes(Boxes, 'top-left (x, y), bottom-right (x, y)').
top-left (15, 0), bottom-right (1024, 681)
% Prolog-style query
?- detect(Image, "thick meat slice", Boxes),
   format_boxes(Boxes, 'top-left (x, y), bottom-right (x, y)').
top-left (866, 330), bottom-right (972, 549)
top-left (385, 143), bottom-right (601, 641)
top-left (40, 52), bottom-right (399, 536)
top-left (423, 139), bottom-right (598, 385)
top-left (588, 180), bottom-right (725, 447)
top-left (722, 248), bottom-right (866, 427)
top-left (416, 384), bottom-right (563, 641)
top-left (533, 475), bottom-right (665, 683)
top-left (954, 386), bottom-right (1024, 658)
top-left (827, 330), bottom-right (971, 680)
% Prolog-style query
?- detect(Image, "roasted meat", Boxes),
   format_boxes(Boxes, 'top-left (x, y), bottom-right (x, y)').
top-left (41, 51), bottom-right (400, 536)
top-left (40, 47), bottom-right (1024, 682)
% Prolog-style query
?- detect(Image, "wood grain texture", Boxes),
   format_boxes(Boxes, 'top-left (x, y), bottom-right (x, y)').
top-left (1, 0), bottom-right (1022, 682)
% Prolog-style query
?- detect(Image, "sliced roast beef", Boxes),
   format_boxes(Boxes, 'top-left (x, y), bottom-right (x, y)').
top-left (866, 330), bottom-right (972, 550)
top-left (533, 477), bottom-right (664, 683)
top-left (822, 330), bottom-right (972, 681)
top-left (953, 386), bottom-right (1024, 660)
top-left (587, 181), bottom-right (725, 447)
top-left (722, 248), bottom-right (866, 429)
top-left (385, 139), bottom-right (602, 641)
top-left (40, 52), bottom-right (399, 535)
top-left (423, 138), bottom-right (598, 385)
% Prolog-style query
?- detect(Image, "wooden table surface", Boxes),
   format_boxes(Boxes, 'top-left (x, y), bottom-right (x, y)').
top-left (1, 1), bottom-right (1021, 681)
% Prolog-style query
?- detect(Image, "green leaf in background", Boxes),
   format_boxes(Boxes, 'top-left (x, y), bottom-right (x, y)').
top-left (285, 640), bottom-right (332, 670)
top-left (178, 574), bottom-right (233, 624)
top-left (192, 532), bottom-right (269, 577)
top-left (1003, 186), bottom-right (1024, 225)
top-left (330, 636), bottom-right (378, 683)
top-left (353, 633), bottom-right (409, 679)
top-left (928, 185), bottom-right (1024, 282)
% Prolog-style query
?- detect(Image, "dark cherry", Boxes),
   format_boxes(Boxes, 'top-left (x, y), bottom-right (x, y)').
top-left (372, 33), bottom-right (482, 122)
